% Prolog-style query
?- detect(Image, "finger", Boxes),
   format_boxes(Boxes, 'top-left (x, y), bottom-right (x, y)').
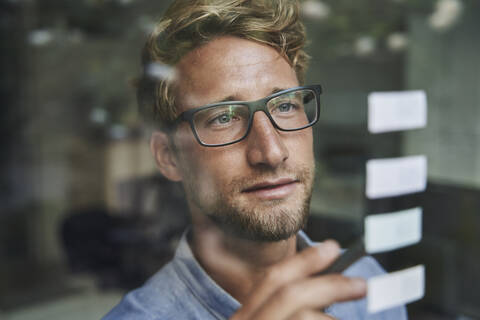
top-left (288, 309), bottom-right (337, 320)
top-left (236, 240), bottom-right (341, 317)
top-left (251, 275), bottom-right (366, 320)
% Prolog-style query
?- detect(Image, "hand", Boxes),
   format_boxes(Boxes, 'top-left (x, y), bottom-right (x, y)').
top-left (229, 240), bottom-right (366, 320)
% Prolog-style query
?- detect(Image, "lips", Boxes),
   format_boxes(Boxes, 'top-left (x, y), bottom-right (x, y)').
top-left (242, 178), bottom-right (299, 200)
top-left (243, 178), bottom-right (297, 192)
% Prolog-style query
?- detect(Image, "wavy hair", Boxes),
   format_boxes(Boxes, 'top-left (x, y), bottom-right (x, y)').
top-left (137, 0), bottom-right (309, 129)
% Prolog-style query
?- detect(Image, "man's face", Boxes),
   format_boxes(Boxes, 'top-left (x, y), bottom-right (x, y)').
top-left (172, 36), bottom-right (315, 241)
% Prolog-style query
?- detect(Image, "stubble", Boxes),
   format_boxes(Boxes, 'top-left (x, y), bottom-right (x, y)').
top-left (185, 163), bottom-right (315, 242)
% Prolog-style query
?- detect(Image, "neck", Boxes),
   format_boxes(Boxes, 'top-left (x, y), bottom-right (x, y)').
top-left (189, 215), bottom-right (297, 303)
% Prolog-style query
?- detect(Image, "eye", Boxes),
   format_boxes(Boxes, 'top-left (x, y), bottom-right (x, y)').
top-left (276, 103), bottom-right (295, 113)
top-left (216, 113), bottom-right (232, 124)
top-left (209, 111), bottom-right (236, 126)
top-left (279, 103), bottom-right (292, 112)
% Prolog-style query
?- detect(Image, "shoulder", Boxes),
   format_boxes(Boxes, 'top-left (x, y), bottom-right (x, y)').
top-left (102, 261), bottom-right (196, 320)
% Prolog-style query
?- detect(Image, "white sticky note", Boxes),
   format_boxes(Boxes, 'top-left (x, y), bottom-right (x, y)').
top-left (365, 208), bottom-right (422, 254)
top-left (366, 155), bottom-right (427, 199)
top-left (368, 265), bottom-right (425, 313)
top-left (368, 90), bottom-right (427, 133)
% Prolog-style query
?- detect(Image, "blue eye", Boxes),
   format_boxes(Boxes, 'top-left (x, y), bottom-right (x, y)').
top-left (277, 103), bottom-right (294, 112)
top-left (208, 111), bottom-right (236, 126)
top-left (216, 114), bottom-right (232, 124)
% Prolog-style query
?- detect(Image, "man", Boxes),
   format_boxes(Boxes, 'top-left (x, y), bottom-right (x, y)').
top-left (105, 0), bottom-right (407, 319)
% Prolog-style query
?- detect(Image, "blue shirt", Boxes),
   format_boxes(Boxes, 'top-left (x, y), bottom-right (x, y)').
top-left (104, 230), bottom-right (407, 319)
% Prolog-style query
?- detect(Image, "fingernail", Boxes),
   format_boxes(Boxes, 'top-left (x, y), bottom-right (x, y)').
top-left (317, 240), bottom-right (339, 258)
top-left (352, 278), bottom-right (367, 293)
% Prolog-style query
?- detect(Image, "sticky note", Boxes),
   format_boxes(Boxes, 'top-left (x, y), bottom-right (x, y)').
top-left (367, 265), bottom-right (425, 313)
top-left (366, 155), bottom-right (427, 199)
top-left (364, 208), bottom-right (422, 254)
top-left (368, 90), bottom-right (427, 133)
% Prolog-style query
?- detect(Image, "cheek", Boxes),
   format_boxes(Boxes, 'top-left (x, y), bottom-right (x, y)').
top-left (286, 129), bottom-right (314, 163)
top-left (199, 148), bottom-right (243, 184)
top-left (177, 138), bottom-right (239, 193)
top-left (178, 150), bottom-right (219, 208)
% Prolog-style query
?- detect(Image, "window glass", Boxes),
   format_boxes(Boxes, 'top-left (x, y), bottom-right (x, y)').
top-left (1, 0), bottom-right (478, 318)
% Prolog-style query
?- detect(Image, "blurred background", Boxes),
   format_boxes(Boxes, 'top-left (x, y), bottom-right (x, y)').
top-left (0, 0), bottom-right (479, 319)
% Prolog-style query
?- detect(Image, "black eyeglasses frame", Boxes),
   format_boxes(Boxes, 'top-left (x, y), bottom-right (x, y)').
top-left (170, 84), bottom-right (323, 147)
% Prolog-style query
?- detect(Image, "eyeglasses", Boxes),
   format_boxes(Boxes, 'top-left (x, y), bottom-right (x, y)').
top-left (172, 84), bottom-right (322, 147)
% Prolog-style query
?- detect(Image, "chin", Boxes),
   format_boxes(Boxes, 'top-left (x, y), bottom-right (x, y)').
top-left (208, 202), bottom-right (310, 243)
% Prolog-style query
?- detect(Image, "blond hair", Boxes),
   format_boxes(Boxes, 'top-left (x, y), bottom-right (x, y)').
top-left (137, 0), bottom-right (309, 129)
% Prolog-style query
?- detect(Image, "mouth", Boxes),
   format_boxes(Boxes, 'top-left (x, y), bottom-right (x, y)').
top-left (242, 178), bottom-right (299, 200)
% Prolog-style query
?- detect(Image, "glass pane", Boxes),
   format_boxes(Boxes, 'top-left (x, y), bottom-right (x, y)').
top-left (1, 0), bottom-right (479, 319)
top-left (193, 105), bottom-right (250, 145)
top-left (268, 89), bottom-right (317, 129)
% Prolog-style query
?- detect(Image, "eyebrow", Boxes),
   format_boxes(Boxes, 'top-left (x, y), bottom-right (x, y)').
top-left (214, 87), bottom-right (288, 104)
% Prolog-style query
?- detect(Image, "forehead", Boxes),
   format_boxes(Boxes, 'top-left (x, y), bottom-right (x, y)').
top-left (175, 36), bottom-right (298, 110)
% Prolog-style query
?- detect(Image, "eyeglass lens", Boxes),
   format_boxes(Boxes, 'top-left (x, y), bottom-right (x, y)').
top-left (192, 89), bottom-right (317, 145)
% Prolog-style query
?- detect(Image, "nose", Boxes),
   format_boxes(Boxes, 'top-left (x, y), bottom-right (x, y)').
top-left (246, 111), bottom-right (289, 168)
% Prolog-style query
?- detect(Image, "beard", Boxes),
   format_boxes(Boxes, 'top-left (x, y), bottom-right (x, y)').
top-left (184, 163), bottom-right (315, 242)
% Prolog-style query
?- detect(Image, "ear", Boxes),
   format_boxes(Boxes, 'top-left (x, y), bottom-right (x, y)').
top-left (150, 131), bottom-right (183, 182)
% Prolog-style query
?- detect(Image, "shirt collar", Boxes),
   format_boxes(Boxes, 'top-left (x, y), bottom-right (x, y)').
top-left (172, 229), bottom-right (314, 319)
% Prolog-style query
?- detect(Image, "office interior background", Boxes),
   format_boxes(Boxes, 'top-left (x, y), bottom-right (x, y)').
top-left (1, 0), bottom-right (479, 319)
